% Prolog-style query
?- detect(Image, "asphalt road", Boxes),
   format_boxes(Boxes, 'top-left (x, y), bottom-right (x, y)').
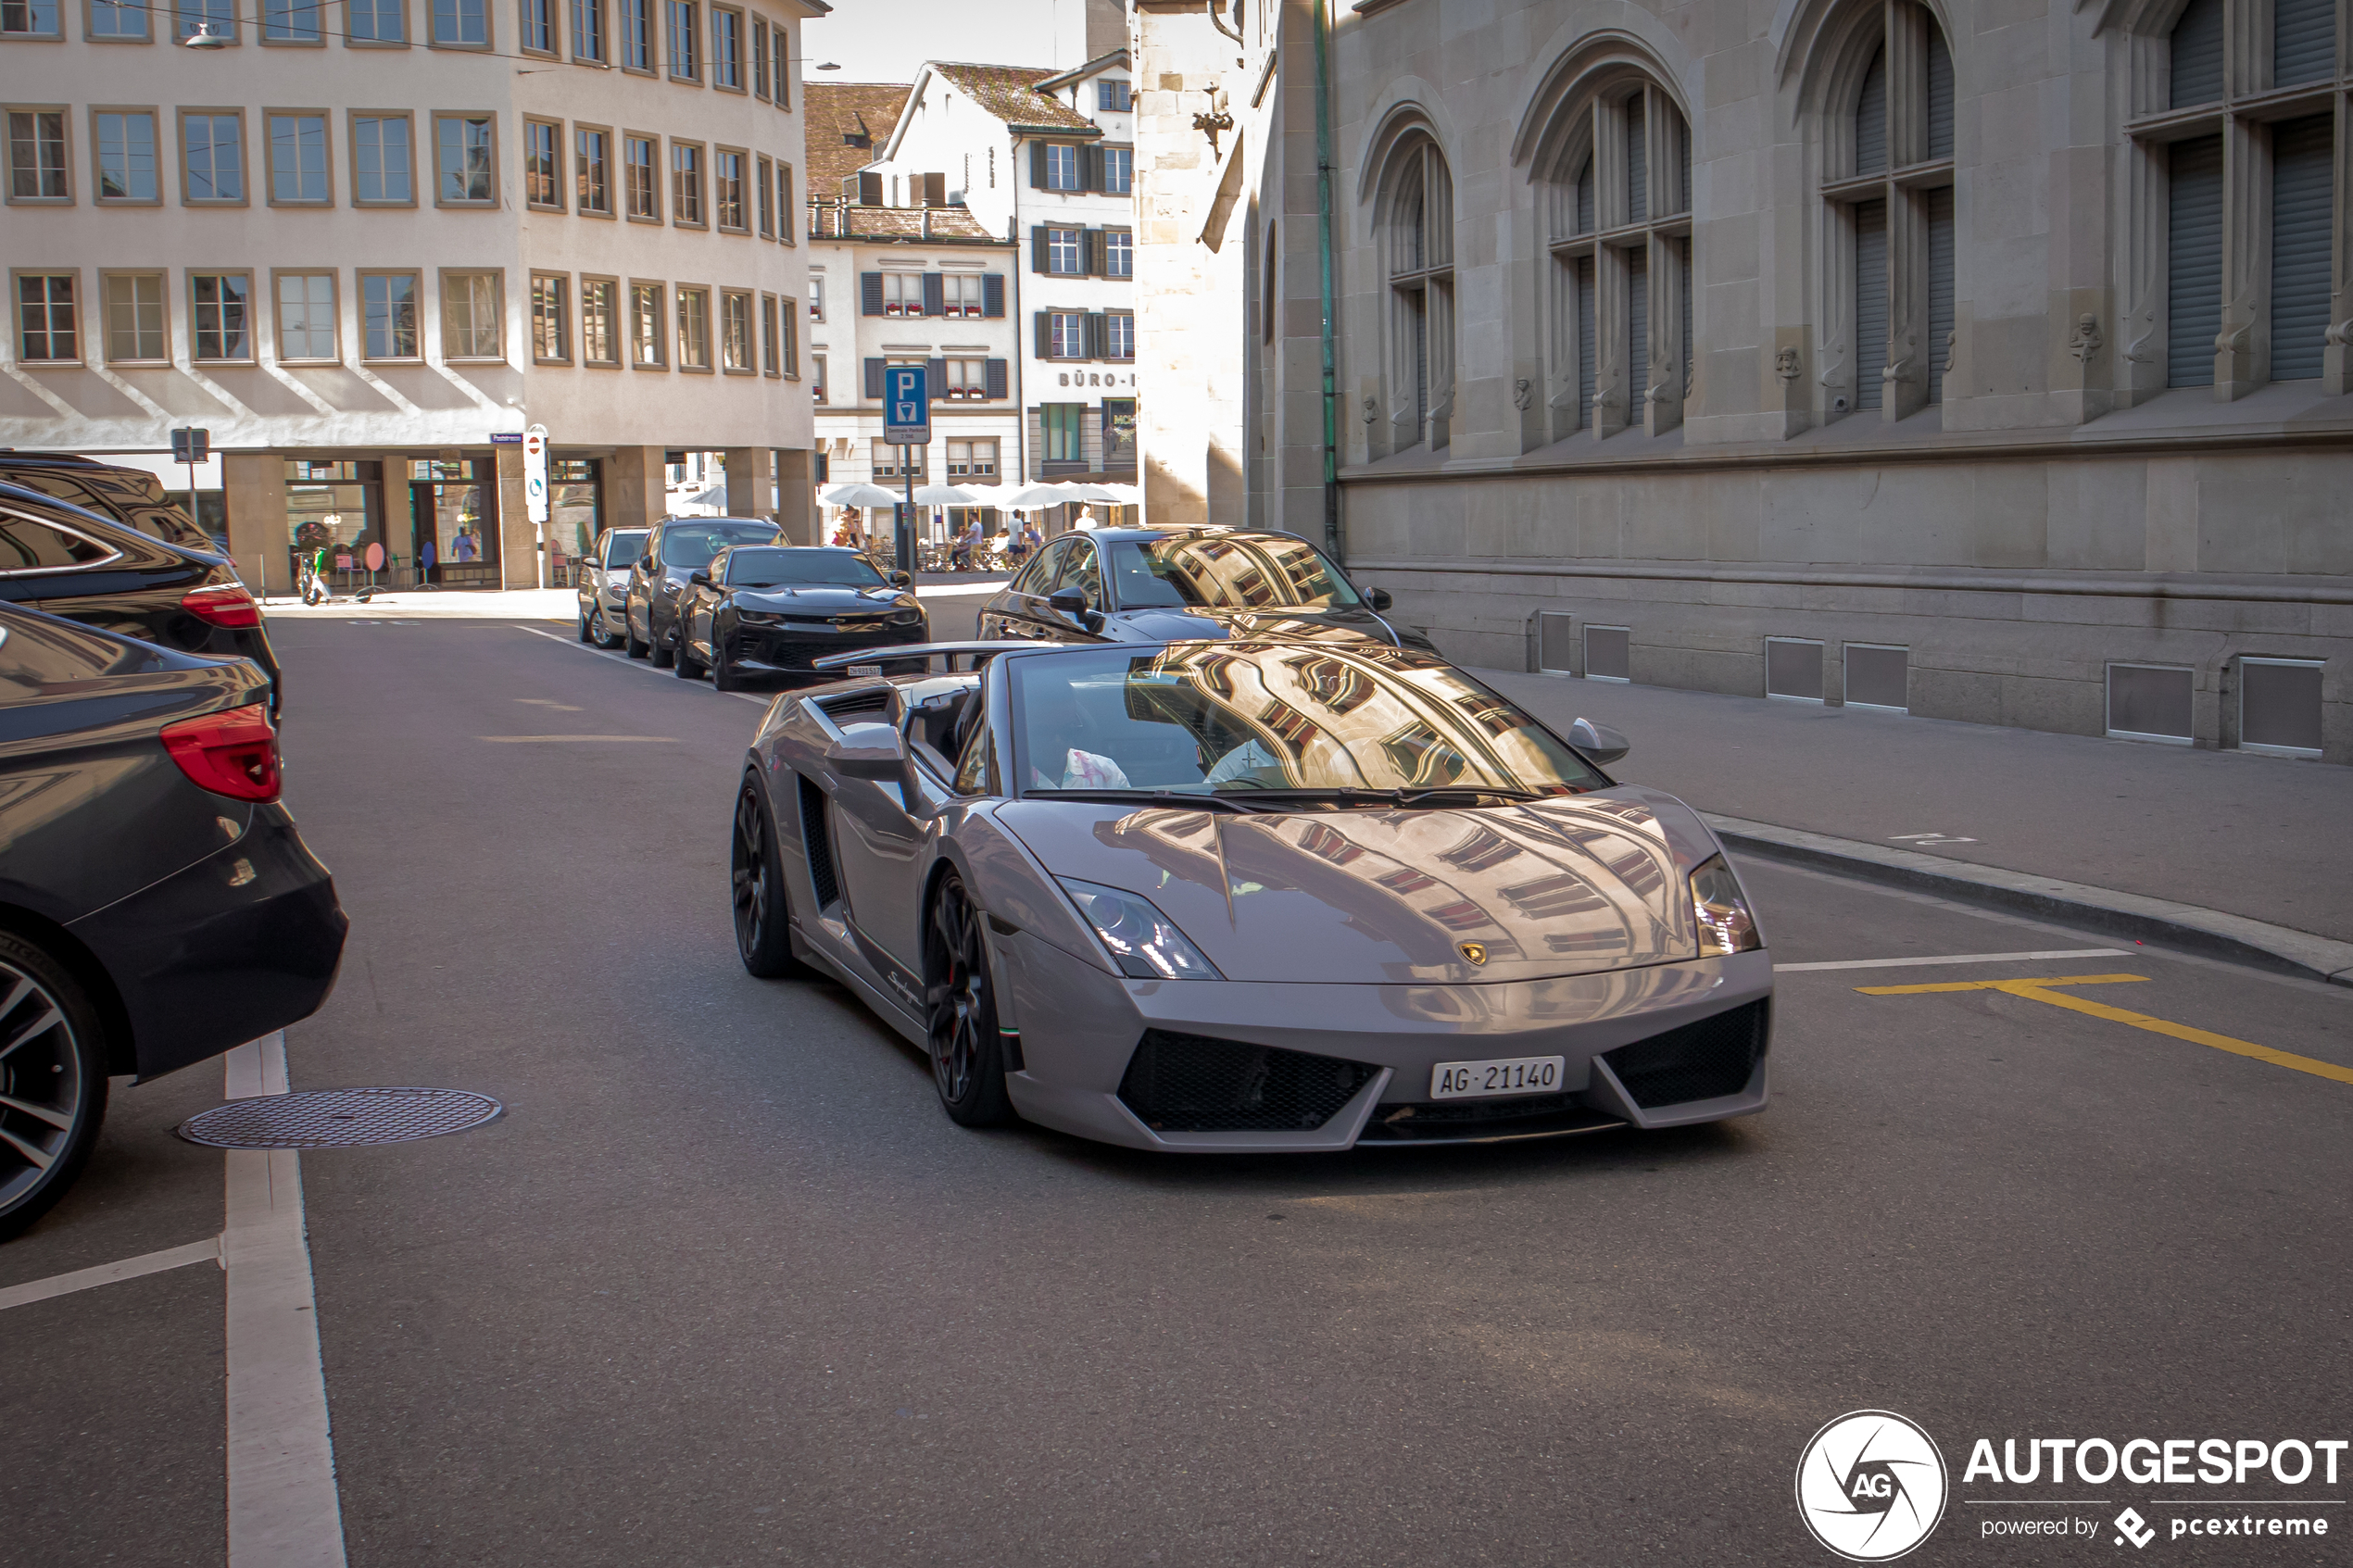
top-left (4, 617), bottom-right (2349, 1567)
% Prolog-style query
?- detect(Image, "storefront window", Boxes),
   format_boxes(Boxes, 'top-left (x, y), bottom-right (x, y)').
top-left (406, 457), bottom-right (495, 583)
top-left (284, 459), bottom-right (382, 587)
top-left (549, 456), bottom-right (601, 583)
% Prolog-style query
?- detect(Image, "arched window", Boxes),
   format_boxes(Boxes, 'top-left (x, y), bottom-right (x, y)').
top-left (1540, 77), bottom-right (1692, 440)
top-left (1378, 133), bottom-right (1454, 452)
top-left (2127, 0), bottom-right (2347, 396)
top-left (1823, 1), bottom-right (1954, 420)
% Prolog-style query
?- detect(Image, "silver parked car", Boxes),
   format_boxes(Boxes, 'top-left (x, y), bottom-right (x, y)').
top-left (729, 638), bottom-right (1771, 1151)
top-left (576, 526), bottom-right (648, 648)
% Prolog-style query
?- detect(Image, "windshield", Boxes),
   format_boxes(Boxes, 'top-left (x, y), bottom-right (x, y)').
top-left (1010, 644), bottom-right (1606, 799)
top-left (602, 532), bottom-right (648, 570)
top-left (1106, 536), bottom-right (1364, 612)
top-left (661, 522), bottom-right (780, 568)
top-left (724, 547), bottom-right (887, 588)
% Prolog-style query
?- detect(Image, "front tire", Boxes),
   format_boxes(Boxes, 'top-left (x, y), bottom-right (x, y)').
top-left (577, 608), bottom-right (592, 643)
top-left (674, 633), bottom-right (704, 679)
top-left (589, 606), bottom-right (620, 649)
top-left (624, 605), bottom-right (649, 659)
top-left (648, 614), bottom-right (675, 668)
top-left (711, 633), bottom-right (741, 693)
top-left (925, 873), bottom-right (1013, 1127)
top-left (0, 932), bottom-right (110, 1242)
top-left (732, 778), bottom-right (813, 979)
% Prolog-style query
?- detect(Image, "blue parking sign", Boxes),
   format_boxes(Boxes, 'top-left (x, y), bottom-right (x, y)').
top-left (884, 365), bottom-right (930, 445)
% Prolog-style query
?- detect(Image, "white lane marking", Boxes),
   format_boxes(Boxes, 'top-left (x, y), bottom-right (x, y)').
top-left (223, 1033), bottom-right (348, 1568)
top-left (477, 734), bottom-right (678, 744)
top-left (1775, 947), bottom-right (2131, 973)
top-left (510, 623), bottom-right (768, 705)
top-left (0, 1236), bottom-right (220, 1312)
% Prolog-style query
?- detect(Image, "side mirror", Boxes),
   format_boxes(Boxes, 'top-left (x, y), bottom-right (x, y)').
top-left (688, 570), bottom-right (711, 588)
top-left (892, 570), bottom-right (913, 588)
top-left (1567, 717), bottom-right (1630, 766)
top-left (638, 556), bottom-right (655, 571)
top-left (824, 734), bottom-right (907, 782)
top-left (1366, 586), bottom-right (1393, 611)
top-left (1046, 586), bottom-right (1088, 616)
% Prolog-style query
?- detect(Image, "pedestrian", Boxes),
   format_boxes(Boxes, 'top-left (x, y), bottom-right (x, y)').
top-left (1075, 505), bottom-right (1099, 532)
top-left (1021, 519), bottom-right (1042, 561)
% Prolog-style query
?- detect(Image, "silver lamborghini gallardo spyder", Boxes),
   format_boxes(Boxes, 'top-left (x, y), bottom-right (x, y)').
top-left (730, 639), bottom-right (1771, 1151)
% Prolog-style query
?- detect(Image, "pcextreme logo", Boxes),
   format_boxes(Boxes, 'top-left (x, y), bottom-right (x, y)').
top-left (1797, 1410), bottom-right (1951, 1562)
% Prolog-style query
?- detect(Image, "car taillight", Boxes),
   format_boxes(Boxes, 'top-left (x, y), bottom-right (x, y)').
top-left (182, 583), bottom-right (261, 629)
top-left (160, 703), bottom-right (282, 802)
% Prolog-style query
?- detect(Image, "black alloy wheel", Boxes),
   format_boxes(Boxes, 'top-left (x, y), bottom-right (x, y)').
top-left (0, 932), bottom-right (110, 1242)
top-left (732, 777), bottom-right (812, 978)
top-left (711, 631), bottom-right (740, 693)
top-left (925, 872), bottom-right (1013, 1127)
top-left (624, 603), bottom-right (649, 659)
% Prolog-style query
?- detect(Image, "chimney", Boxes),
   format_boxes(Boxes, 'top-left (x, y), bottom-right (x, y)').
top-left (922, 205), bottom-right (933, 239)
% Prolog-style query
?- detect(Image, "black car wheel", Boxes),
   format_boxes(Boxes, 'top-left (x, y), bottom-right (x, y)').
top-left (732, 778), bottom-right (812, 979)
top-left (711, 633), bottom-right (741, 693)
top-left (589, 606), bottom-right (620, 649)
top-left (925, 872), bottom-right (1013, 1127)
top-left (0, 931), bottom-right (110, 1242)
top-left (577, 608), bottom-right (592, 644)
top-left (624, 605), bottom-right (649, 659)
top-left (648, 612), bottom-right (675, 668)
top-left (674, 627), bottom-right (705, 679)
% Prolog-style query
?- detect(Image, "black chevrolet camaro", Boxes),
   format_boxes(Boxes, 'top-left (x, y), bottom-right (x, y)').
top-left (673, 546), bottom-right (928, 691)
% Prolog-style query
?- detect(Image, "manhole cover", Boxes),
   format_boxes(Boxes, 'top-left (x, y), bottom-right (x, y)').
top-left (177, 1088), bottom-right (503, 1149)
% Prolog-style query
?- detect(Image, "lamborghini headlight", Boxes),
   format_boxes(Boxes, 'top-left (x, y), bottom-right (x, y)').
top-left (1058, 878), bottom-right (1223, 981)
top-left (1690, 854), bottom-right (1762, 957)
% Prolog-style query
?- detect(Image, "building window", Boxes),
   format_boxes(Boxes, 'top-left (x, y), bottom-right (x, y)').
top-left (943, 274), bottom-right (986, 316)
top-left (629, 280), bottom-right (664, 365)
top-left (623, 133), bottom-right (656, 217)
top-left (1041, 310), bottom-right (1087, 358)
top-left (775, 161), bottom-right (794, 241)
top-left (1541, 75), bottom-right (1693, 439)
top-left (812, 353), bottom-right (825, 401)
top-left (1040, 226), bottom-right (1082, 274)
top-left (1101, 146), bottom-right (1132, 194)
top-left (755, 152), bottom-right (772, 235)
top-left (569, 0), bottom-right (600, 58)
top-left (1097, 78), bottom-right (1130, 112)
top-left (580, 276), bottom-right (617, 363)
top-left (751, 14), bottom-right (767, 96)
top-left (871, 439), bottom-right (925, 478)
top-left (714, 148), bottom-right (745, 229)
top-left (346, 0), bottom-right (401, 37)
top-left (190, 272), bottom-right (249, 358)
top-left (944, 358), bottom-right (988, 398)
top-left (720, 288), bottom-right (752, 370)
top-left (946, 438), bottom-right (998, 479)
top-left (1379, 132), bottom-right (1454, 450)
top-left (262, 0), bottom-right (321, 41)
top-left (759, 291), bottom-right (777, 373)
top-left (89, 0), bottom-right (149, 39)
top-left (9, 111), bottom-right (70, 205)
top-left (574, 126), bottom-right (610, 213)
top-left (771, 23), bottom-right (786, 107)
top-left (94, 110), bottom-right (158, 202)
top-left (676, 285), bottom-right (711, 369)
top-left (263, 111), bottom-right (327, 203)
top-left (619, 0), bottom-right (646, 68)
top-left (1104, 230), bottom-right (1133, 279)
top-left (530, 273), bottom-right (569, 361)
top-left (431, 0), bottom-right (484, 44)
top-left (671, 141), bottom-right (703, 224)
top-left (16, 273), bottom-right (77, 361)
top-left (780, 296), bottom-right (796, 375)
top-left (711, 6), bottom-right (738, 86)
top-left (442, 270), bottom-right (502, 358)
top-left (1105, 312), bottom-right (1135, 360)
top-left (1102, 399), bottom-right (1136, 467)
top-left (361, 271), bottom-right (419, 358)
top-left (2, 0), bottom-right (62, 34)
top-left (523, 118), bottom-right (560, 207)
top-left (434, 113), bottom-right (494, 203)
top-left (1041, 142), bottom-right (1080, 191)
top-left (664, 0), bottom-right (696, 78)
top-left (274, 270), bottom-right (336, 361)
top-left (879, 272), bottom-right (921, 316)
top-left (180, 110), bottom-right (241, 202)
top-left (519, 0), bottom-right (550, 50)
top-left (352, 113), bottom-right (413, 202)
top-left (101, 272), bottom-right (165, 362)
top-left (173, 0), bottom-right (233, 40)
top-left (808, 276), bottom-right (824, 321)
top-left (1040, 403), bottom-right (1085, 464)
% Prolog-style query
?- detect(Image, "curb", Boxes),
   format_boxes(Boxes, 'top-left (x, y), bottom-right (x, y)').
top-left (1702, 812), bottom-right (2353, 989)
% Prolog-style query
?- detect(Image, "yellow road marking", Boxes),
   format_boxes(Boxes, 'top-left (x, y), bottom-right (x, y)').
top-left (1859, 973), bottom-right (2353, 1086)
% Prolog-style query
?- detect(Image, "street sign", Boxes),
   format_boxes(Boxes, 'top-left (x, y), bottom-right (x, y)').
top-left (488, 432), bottom-right (524, 445)
top-left (170, 427), bottom-right (210, 462)
top-left (884, 365), bottom-right (930, 445)
top-left (522, 424), bottom-right (549, 524)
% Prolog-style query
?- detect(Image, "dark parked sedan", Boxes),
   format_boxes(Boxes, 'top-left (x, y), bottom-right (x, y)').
top-left (623, 516), bottom-right (783, 668)
top-left (674, 546), bottom-right (927, 690)
top-left (975, 526), bottom-right (1438, 654)
top-left (0, 604), bottom-right (346, 1239)
top-left (0, 480), bottom-right (282, 710)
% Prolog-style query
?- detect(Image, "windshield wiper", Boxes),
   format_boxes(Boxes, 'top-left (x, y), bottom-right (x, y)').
top-left (1026, 788), bottom-right (1270, 814)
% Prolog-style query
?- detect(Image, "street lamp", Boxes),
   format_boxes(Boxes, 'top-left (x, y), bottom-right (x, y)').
top-left (180, 23), bottom-right (230, 46)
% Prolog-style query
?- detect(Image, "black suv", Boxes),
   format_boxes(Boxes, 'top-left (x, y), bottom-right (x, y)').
top-left (0, 451), bottom-right (220, 551)
top-left (623, 516), bottom-right (782, 667)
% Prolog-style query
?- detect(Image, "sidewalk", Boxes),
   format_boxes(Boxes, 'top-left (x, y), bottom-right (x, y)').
top-left (263, 577), bottom-right (1007, 620)
top-left (1478, 669), bottom-right (2353, 965)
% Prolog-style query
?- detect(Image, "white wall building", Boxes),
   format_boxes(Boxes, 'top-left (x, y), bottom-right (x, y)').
top-left (1, 0), bottom-right (822, 592)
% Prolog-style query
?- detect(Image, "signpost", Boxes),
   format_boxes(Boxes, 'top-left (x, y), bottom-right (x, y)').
top-left (883, 365), bottom-right (930, 579)
top-left (522, 423), bottom-right (550, 589)
top-left (170, 426), bottom-right (211, 548)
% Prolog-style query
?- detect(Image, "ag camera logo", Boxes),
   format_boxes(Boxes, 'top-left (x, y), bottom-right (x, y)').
top-left (1796, 1410), bottom-right (1950, 1561)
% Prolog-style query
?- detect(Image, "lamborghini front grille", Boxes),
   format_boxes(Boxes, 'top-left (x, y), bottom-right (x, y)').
top-left (1117, 1030), bottom-right (1378, 1133)
top-left (1600, 1000), bottom-right (1768, 1109)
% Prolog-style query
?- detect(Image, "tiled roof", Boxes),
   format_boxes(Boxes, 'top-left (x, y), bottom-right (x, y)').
top-left (806, 205), bottom-right (1003, 243)
top-left (928, 62), bottom-right (1101, 135)
top-left (804, 81), bottom-right (912, 201)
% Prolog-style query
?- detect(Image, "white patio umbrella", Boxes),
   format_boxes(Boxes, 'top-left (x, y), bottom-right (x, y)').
top-left (1001, 483), bottom-right (1072, 508)
top-left (908, 483), bottom-right (981, 507)
top-left (1053, 482), bottom-right (1122, 503)
top-left (822, 482), bottom-right (903, 508)
top-left (1090, 483), bottom-right (1144, 507)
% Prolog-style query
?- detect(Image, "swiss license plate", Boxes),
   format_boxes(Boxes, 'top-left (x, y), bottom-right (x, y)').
top-left (846, 663), bottom-right (882, 676)
top-left (1430, 1055), bottom-right (1566, 1100)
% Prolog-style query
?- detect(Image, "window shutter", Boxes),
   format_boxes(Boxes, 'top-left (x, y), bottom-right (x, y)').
top-left (1926, 29), bottom-right (1954, 161)
top-left (1925, 187), bottom-right (1953, 403)
top-left (2170, 0), bottom-right (2225, 107)
top-left (1031, 226), bottom-right (1051, 272)
top-left (1575, 256), bottom-right (1596, 428)
top-left (1853, 198), bottom-right (1888, 408)
top-left (1081, 144), bottom-right (1104, 192)
top-left (1626, 249), bottom-right (1650, 408)
top-left (2275, 0), bottom-right (2336, 83)
top-left (2166, 135), bottom-right (2223, 387)
top-left (1085, 229), bottom-right (1106, 276)
top-left (863, 357), bottom-right (885, 398)
top-left (982, 273), bottom-right (1005, 317)
top-left (985, 358), bottom-right (1008, 398)
top-left (1084, 312), bottom-right (1106, 358)
top-left (1035, 312), bottom-right (1052, 358)
top-left (858, 169), bottom-right (883, 206)
top-left (2270, 114), bottom-right (2334, 380)
top-left (1855, 47), bottom-right (1887, 174)
top-left (926, 357), bottom-right (948, 398)
top-left (861, 273), bottom-right (884, 316)
top-left (1029, 141), bottom-right (1048, 188)
top-left (922, 272), bottom-right (944, 316)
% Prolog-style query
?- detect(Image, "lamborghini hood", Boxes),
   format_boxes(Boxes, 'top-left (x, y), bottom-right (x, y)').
top-left (996, 786), bottom-right (1725, 985)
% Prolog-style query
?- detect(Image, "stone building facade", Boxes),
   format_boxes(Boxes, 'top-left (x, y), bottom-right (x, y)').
top-left (1130, 0), bottom-right (2352, 761)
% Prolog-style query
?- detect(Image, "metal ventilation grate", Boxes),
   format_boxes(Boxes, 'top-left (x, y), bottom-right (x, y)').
top-left (178, 1087), bottom-right (502, 1149)
top-left (1118, 1030), bottom-right (1377, 1133)
top-left (1601, 1001), bottom-right (1768, 1109)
